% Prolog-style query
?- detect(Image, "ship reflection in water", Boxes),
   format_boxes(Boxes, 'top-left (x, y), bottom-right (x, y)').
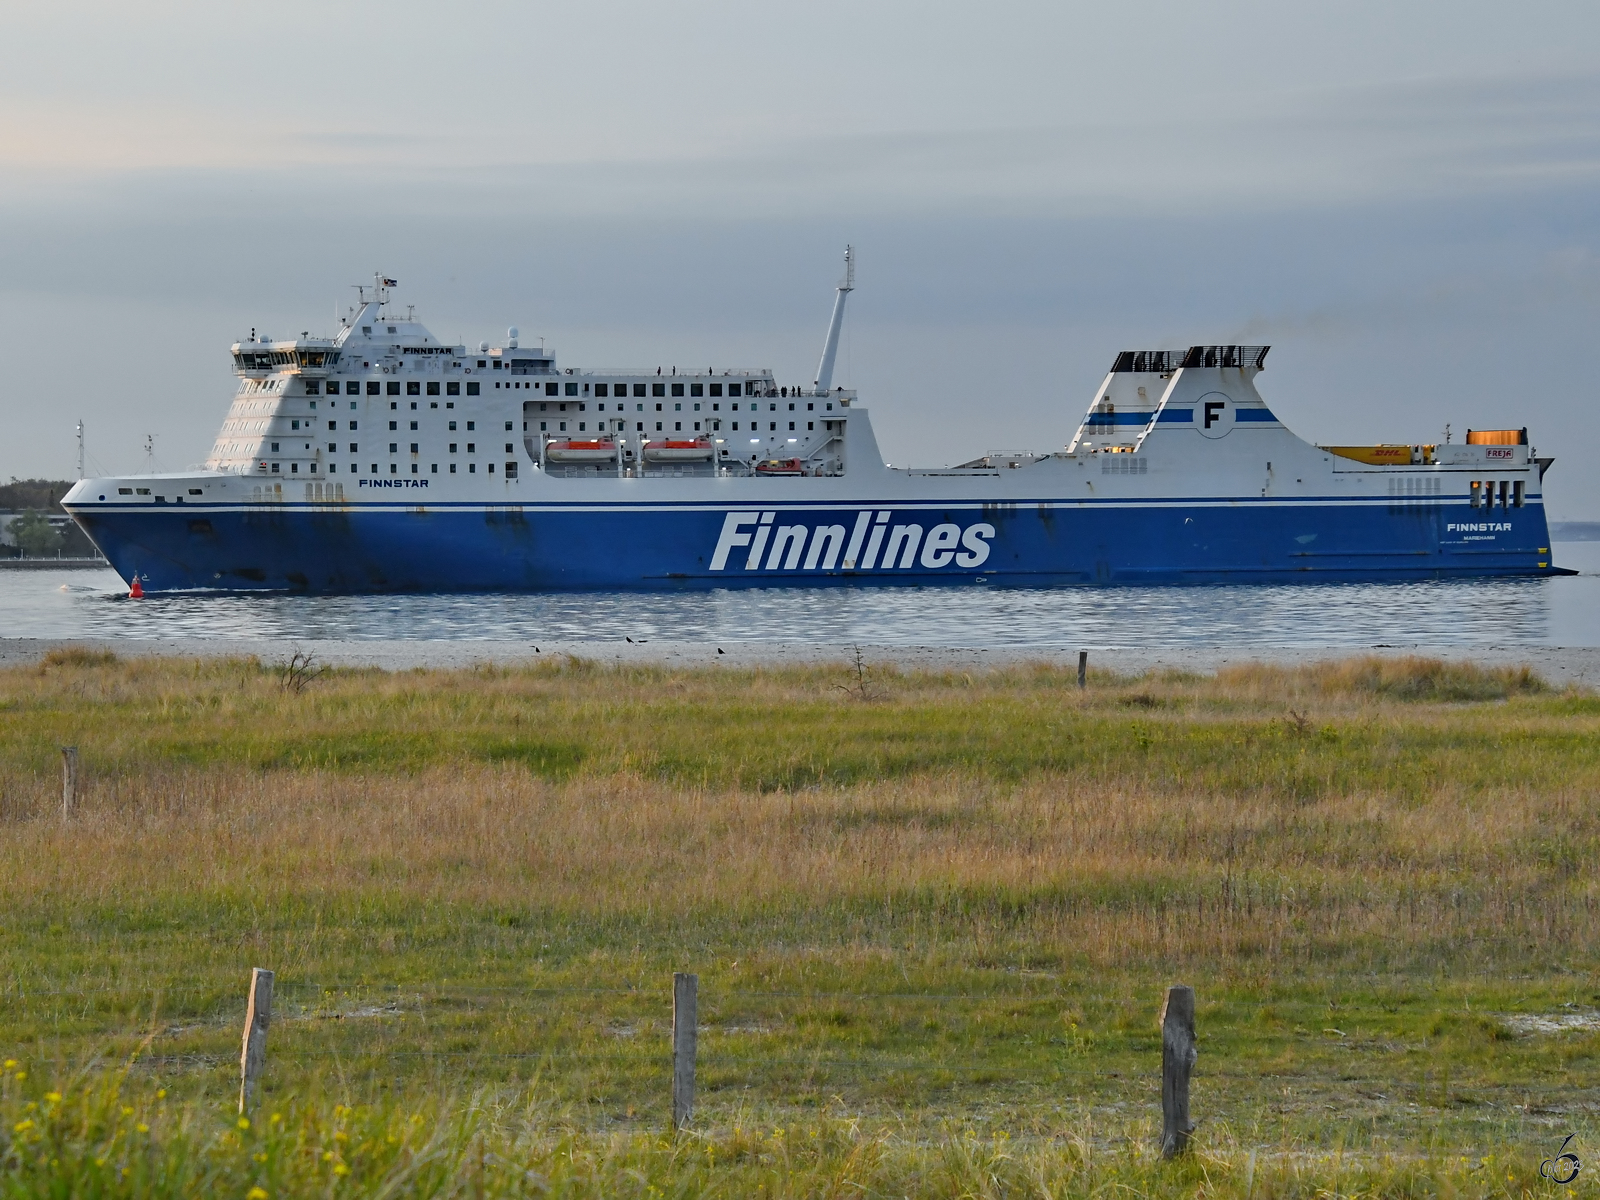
top-left (6, 541), bottom-right (1600, 647)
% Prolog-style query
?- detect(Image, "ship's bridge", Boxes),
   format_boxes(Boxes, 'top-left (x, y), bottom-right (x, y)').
top-left (232, 340), bottom-right (342, 377)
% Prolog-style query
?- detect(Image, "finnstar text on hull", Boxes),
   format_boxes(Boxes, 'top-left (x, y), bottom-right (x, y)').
top-left (65, 256), bottom-right (1572, 592)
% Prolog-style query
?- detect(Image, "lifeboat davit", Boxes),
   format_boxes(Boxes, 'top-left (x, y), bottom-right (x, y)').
top-left (642, 438), bottom-right (714, 463)
top-left (544, 438), bottom-right (618, 463)
top-left (755, 457), bottom-right (806, 476)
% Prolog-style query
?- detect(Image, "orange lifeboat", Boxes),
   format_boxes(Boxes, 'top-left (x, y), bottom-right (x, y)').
top-left (642, 438), bottom-right (714, 463)
top-left (544, 438), bottom-right (618, 463)
top-left (755, 458), bottom-right (806, 476)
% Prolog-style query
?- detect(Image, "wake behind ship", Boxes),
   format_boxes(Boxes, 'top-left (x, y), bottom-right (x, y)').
top-left (64, 258), bottom-right (1570, 592)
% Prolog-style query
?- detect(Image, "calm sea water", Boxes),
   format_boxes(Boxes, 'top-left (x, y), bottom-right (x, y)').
top-left (3, 542), bottom-right (1598, 647)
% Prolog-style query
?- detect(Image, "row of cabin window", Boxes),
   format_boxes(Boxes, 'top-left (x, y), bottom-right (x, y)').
top-left (297, 379), bottom-right (826, 403)
top-left (285, 420), bottom-right (479, 431)
top-left (594, 382), bottom-right (748, 398)
top-left (534, 401), bottom-right (825, 413)
top-left (540, 421), bottom-right (815, 434)
top-left (264, 461), bottom-right (514, 477)
top-left (306, 380), bottom-right (478, 397)
top-left (492, 381), bottom-right (755, 397)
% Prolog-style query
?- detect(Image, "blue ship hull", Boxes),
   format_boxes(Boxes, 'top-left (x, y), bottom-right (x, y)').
top-left (73, 496), bottom-right (1566, 593)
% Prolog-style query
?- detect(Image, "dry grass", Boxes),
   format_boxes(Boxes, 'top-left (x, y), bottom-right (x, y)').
top-left (3, 652), bottom-right (1599, 1195)
top-left (3, 762), bottom-right (1597, 972)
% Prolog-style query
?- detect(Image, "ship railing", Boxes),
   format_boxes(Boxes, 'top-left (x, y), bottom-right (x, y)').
top-left (574, 368), bottom-right (775, 379)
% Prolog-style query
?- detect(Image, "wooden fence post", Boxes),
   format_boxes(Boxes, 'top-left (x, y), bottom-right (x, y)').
top-left (1077, 651), bottom-right (1088, 689)
top-left (1159, 984), bottom-right (1197, 1158)
top-left (239, 968), bottom-right (274, 1114)
top-left (672, 972), bottom-right (698, 1130)
top-left (60, 747), bottom-right (78, 820)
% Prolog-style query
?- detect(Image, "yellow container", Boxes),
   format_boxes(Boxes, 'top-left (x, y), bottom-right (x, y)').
top-left (1323, 445), bottom-right (1414, 466)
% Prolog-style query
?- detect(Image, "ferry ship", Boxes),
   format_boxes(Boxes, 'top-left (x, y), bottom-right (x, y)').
top-left (63, 256), bottom-right (1570, 592)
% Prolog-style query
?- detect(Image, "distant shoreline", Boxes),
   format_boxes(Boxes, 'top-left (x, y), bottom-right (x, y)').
top-left (0, 557), bottom-right (108, 570)
top-left (1551, 521), bottom-right (1600, 541)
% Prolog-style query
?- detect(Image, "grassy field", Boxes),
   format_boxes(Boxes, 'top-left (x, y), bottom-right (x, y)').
top-left (2, 648), bottom-right (1599, 1196)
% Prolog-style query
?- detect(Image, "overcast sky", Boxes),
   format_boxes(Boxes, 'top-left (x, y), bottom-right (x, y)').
top-left (3, 0), bottom-right (1599, 515)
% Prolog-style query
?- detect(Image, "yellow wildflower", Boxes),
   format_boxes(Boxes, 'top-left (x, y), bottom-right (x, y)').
top-left (136, 1123), bottom-right (149, 1134)
top-left (43, 1092), bottom-right (61, 1104)
top-left (13, 1119), bottom-right (33, 1133)
top-left (247, 1188), bottom-right (269, 1200)
top-left (333, 1162), bottom-right (351, 1176)
top-left (237, 1117), bottom-right (250, 1130)
top-left (2, 1059), bottom-right (16, 1069)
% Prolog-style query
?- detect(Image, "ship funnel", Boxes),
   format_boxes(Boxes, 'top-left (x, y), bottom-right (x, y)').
top-left (812, 245), bottom-right (854, 396)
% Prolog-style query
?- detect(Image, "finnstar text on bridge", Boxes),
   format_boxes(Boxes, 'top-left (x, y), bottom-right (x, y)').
top-left (65, 258), bottom-right (1572, 592)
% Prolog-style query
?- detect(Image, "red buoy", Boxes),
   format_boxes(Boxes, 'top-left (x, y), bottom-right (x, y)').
top-left (129, 576), bottom-right (144, 599)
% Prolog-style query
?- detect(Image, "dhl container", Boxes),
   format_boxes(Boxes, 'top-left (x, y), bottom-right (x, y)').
top-left (1323, 445), bottom-right (1418, 466)
top-left (1466, 428), bottom-right (1528, 446)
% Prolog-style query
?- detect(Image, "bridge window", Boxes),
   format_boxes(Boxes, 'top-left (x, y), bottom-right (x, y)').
top-left (653, 383), bottom-right (666, 397)
top-left (427, 381), bottom-right (440, 395)
top-left (304, 381), bottom-right (321, 395)
top-left (407, 381), bottom-right (420, 395)
top-left (672, 383), bottom-right (684, 397)
top-left (366, 381), bottom-right (380, 395)
top-left (595, 384), bottom-right (608, 397)
top-left (691, 384), bottom-right (703, 397)
top-left (447, 382), bottom-right (460, 396)
top-left (466, 382), bottom-right (480, 395)
top-left (710, 383), bottom-right (723, 397)
top-left (566, 382), bottom-right (579, 396)
top-left (387, 382), bottom-right (400, 396)
top-left (728, 383), bottom-right (742, 397)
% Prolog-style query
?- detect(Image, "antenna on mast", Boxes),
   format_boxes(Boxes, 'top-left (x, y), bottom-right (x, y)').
top-left (76, 420), bottom-right (85, 480)
top-left (812, 245), bottom-right (855, 396)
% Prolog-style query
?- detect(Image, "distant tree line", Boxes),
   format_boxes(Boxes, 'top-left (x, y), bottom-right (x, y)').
top-left (2, 478), bottom-right (101, 558)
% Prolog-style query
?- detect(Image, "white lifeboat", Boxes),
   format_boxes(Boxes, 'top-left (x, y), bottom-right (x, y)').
top-left (544, 438), bottom-right (618, 463)
top-left (642, 438), bottom-right (714, 463)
